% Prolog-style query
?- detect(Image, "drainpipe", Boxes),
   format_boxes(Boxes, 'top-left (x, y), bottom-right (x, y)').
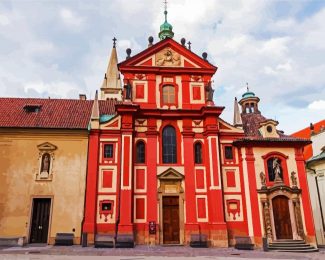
top-left (306, 165), bottom-right (325, 236)
top-left (81, 129), bottom-right (91, 246)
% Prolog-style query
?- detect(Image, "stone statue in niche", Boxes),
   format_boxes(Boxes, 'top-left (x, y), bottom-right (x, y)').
top-left (273, 158), bottom-right (283, 183)
top-left (40, 153), bottom-right (50, 178)
top-left (205, 81), bottom-right (214, 101)
top-left (291, 171), bottom-right (298, 188)
top-left (124, 82), bottom-right (132, 100)
top-left (156, 48), bottom-right (181, 66)
top-left (260, 171), bottom-right (266, 189)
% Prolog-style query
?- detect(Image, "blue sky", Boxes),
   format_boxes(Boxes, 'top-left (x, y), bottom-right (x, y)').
top-left (0, 0), bottom-right (325, 134)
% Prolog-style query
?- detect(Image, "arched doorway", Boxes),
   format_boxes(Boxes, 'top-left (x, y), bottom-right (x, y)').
top-left (272, 196), bottom-right (293, 239)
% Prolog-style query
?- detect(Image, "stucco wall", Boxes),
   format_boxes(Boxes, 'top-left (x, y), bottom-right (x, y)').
top-left (311, 131), bottom-right (325, 154)
top-left (307, 130), bottom-right (325, 245)
top-left (0, 129), bottom-right (88, 244)
top-left (253, 147), bottom-right (299, 189)
top-left (307, 172), bottom-right (325, 245)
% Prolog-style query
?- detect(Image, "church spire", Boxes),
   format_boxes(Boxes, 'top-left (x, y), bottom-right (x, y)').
top-left (89, 90), bottom-right (100, 130)
top-left (158, 0), bottom-right (174, 40)
top-left (100, 37), bottom-right (122, 100)
top-left (233, 97), bottom-right (243, 128)
top-left (91, 90), bottom-right (99, 120)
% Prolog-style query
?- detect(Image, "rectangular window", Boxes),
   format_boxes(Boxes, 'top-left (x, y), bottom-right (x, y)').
top-left (104, 144), bottom-right (114, 158)
top-left (162, 85), bottom-right (175, 104)
top-left (225, 146), bottom-right (233, 160)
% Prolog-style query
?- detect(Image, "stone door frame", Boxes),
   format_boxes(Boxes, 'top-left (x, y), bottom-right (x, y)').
top-left (258, 185), bottom-right (304, 242)
top-left (157, 168), bottom-right (185, 245)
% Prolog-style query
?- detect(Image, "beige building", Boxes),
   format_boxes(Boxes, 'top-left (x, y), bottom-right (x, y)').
top-left (307, 128), bottom-right (325, 246)
top-left (0, 98), bottom-right (93, 245)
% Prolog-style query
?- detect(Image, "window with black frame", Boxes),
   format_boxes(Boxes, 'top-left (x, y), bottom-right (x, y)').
top-left (136, 141), bottom-right (145, 163)
top-left (162, 126), bottom-right (177, 163)
top-left (104, 144), bottom-right (113, 158)
top-left (225, 146), bottom-right (233, 160)
top-left (194, 142), bottom-right (202, 164)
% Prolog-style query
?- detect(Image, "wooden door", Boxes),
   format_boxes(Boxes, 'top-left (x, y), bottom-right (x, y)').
top-left (30, 198), bottom-right (51, 243)
top-left (163, 196), bottom-right (180, 244)
top-left (272, 196), bottom-right (293, 239)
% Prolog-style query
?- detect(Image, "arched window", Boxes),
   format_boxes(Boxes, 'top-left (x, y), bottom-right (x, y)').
top-left (162, 85), bottom-right (175, 104)
top-left (245, 103), bottom-right (250, 113)
top-left (250, 103), bottom-right (255, 112)
top-left (136, 141), bottom-right (145, 163)
top-left (162, 126), bottom-right (177, 163)
top-left (267, 157), bottom-right (283, 181)
top-left (194, 142), bottom-right (202, 164)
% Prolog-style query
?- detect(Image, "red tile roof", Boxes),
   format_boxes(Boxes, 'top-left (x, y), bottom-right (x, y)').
top-left (291, 119), bottom-right (325, 160)
top-left (99, 99), bottom-right (121, 115)
top-left (0, 98), bottom-right (119, 129)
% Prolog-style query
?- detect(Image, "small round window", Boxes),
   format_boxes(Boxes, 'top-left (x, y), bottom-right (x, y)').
top-left (267, 125), bottom-right (273, 133)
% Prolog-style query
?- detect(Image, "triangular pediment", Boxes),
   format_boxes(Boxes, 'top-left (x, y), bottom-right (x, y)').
top-left (100, 115), bottom-right (120, 130)
top-left (218, 118), bottom-right (244, 133)
top-left (119, 38), bottom-right (217, 72)
top-left (158, 167), bottom-right (184, 180)
top-left (37, 142), bottom-right (57, 151)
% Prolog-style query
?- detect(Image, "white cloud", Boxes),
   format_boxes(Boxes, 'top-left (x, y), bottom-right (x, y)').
top-left (276, 61), bottom-right (292, 72)
top-left (0, 0), bottom-right (325, 133)
top-left (264, 66), bottom-right (277, 75)
top-left (0, 14), bottom-right (10, 26)
top-left (308, 100), bottom-right (325, 110)
top-left (259, 37), bottom-right (291, 57)
top-left (24, 81), bottom-right (80, 98)
top-left (59, 8), bottom-right (84, 29)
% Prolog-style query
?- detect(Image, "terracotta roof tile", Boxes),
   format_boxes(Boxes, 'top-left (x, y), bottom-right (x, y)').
top-left (99, 99), bottom-right (121, 115)
top-left (0, 98), bottom-right (120, 129)
top-left (291, 119), bottom-right (325, 160)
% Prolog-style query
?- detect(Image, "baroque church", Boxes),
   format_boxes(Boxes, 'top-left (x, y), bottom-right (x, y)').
top-left (0, 8), bottom-right (317, 250)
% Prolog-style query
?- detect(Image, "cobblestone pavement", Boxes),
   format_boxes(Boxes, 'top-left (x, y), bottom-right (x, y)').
top-left (0, 245), bottom-right (324, 260)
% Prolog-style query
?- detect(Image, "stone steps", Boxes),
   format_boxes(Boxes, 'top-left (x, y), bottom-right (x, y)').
top-left (268, 239), bottom-right (318, 253)
top-left (94, 234), bottom-right (114, 248)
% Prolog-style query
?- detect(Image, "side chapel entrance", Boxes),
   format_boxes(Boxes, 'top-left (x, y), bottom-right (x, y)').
top-left (158, 168), bottom-right (184, 245)
top-left (259, 186), bottom-right (304, 241)
top-left (272, 195), bottom-right (293, 239)
top-left (29, 198), bottom-right (51, 243)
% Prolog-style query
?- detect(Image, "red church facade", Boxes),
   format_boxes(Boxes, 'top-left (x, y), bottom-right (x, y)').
top-left (83, 38), bottom-right (243, 247)
top-left (82, 34), bottom-right (316, 248)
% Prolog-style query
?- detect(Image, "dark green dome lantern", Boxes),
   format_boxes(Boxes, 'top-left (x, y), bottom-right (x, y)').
top-left (159, 10), bottom-right (174, 40)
